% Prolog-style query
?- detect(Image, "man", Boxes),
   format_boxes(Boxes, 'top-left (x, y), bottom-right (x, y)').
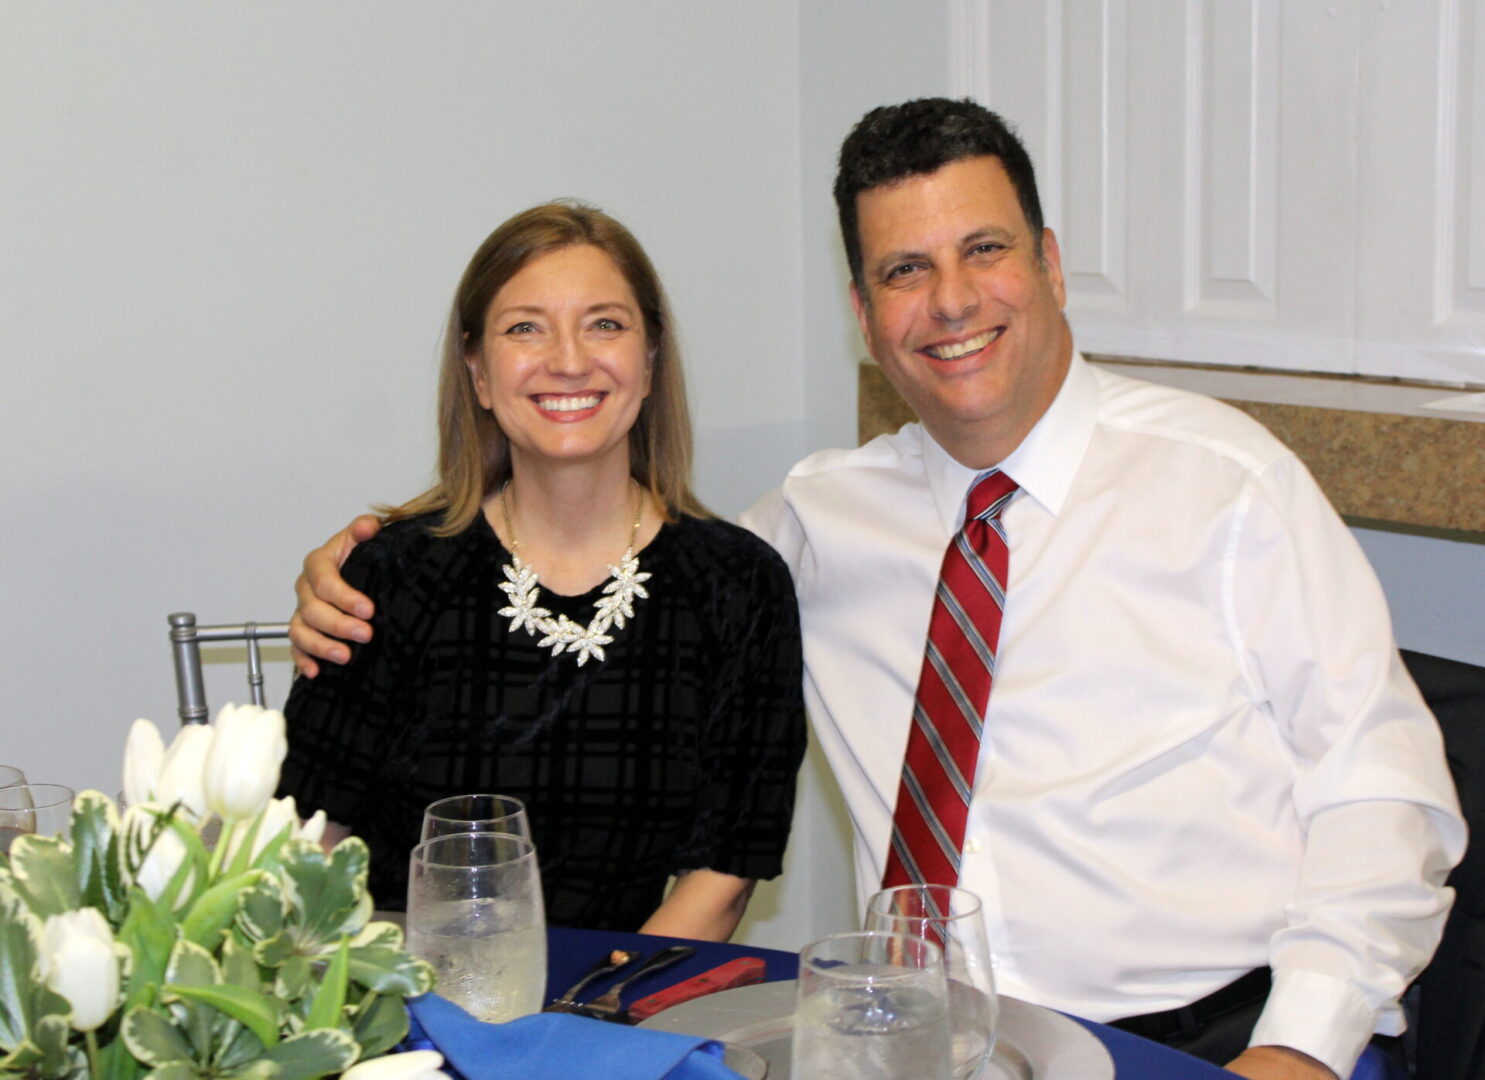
top-left (291, 99), bottom-right (1464, 1079)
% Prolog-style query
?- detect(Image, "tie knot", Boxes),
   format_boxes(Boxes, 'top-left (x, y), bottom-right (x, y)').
top-left (966, 469), bottom-right (1018, 523)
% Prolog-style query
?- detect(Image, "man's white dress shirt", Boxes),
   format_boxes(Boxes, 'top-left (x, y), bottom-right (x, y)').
top-left (741, 354), bottom-right (1465, 1077)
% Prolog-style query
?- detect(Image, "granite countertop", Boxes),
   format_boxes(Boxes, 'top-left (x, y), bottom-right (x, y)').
top-left (858, 358), bottom-right (1485, 537)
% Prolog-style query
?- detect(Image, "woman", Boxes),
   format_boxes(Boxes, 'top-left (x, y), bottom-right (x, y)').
top-left (278, 202), bottom-right (805, 940)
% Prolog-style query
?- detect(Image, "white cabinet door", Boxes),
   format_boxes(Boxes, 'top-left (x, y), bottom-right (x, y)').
top-left (954, 0), bottom-right (1484, 383)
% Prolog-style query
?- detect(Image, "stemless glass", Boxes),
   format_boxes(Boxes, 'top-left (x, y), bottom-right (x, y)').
top-left (406, 831), bottom-right (545, 1024)
top-left (0, 783), bottom-right (75, 853)
top-left (865, 885), bottom-right (998, 1080)
top-left (0, 766), bottom-right (26, 791)
top-left (420, 794), bottom-right (531, 842)
top-left (791, 931), bottom-right (952, 1080)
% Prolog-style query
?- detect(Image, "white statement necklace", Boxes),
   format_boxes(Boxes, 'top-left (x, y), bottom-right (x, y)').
top-left (495, 481), bottom-right (652, 666)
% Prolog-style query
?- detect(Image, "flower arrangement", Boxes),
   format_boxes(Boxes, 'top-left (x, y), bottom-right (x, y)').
top-left (0, 705), bottom-right (439, 1080)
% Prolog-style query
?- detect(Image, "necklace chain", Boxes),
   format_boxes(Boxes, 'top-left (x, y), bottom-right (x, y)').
top-left (495, 480), bottom-right (651, 666)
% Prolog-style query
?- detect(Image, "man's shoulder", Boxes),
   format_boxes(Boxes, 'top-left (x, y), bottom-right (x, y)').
top-left (782, 422), bottom-right (928, 484)
top-left (1092, 366), bottom-right (1294, 474)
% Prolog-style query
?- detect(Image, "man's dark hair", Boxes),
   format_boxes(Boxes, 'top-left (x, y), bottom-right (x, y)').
top-left (834, 97), bottom-right (1045, 289)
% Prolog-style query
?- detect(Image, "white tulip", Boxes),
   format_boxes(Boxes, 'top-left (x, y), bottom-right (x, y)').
top-left (122, 804), bottom-right (195, 905)
top-left (155, 723), bottom-right (214, 821)
top-left (38, 909), bottom-right (122, 1032)
top-left (341, 1050), bottom-right (449, 1080)
top-left (122, 718), bottom-right (165, 808)
top-left (299, 809), bottom-right (327, 846)
top-left (222, 795), bottom-right (312, 864)
top-left (202, 704), bottom-right (287, 823)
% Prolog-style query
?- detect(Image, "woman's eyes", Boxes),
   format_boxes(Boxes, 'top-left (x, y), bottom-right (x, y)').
top-left (501, 316), bottom-right (626, 335)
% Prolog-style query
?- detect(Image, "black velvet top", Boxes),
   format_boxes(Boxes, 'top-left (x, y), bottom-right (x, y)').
top-left (278, 510), bottom-right (806, 931)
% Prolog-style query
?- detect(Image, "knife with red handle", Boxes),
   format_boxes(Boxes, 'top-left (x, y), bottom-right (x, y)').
top-left (623, 956), bottom-right (768, 1022)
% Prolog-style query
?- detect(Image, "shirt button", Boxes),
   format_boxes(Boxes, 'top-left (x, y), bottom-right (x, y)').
top-left (964, 839), bottom-right (981, 854)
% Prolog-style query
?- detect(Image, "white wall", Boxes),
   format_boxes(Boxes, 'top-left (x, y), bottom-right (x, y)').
top-left (0, 0), bottom-right (812, 900)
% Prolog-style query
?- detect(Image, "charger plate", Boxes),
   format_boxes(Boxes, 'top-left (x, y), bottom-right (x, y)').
top-left (640, 981), bottom-right (1114, 1079)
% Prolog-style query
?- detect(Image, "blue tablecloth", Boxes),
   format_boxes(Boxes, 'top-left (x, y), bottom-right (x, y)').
top-left (548, 926), bottom-right (1400, 1080)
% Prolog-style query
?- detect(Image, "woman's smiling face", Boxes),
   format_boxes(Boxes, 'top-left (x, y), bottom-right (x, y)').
top-left (467, 244), bottom-right (652, 475)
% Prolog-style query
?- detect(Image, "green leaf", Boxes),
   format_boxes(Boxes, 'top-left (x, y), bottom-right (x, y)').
top-left (346, 939), bottom-right (434, 997)
top-left (27, 1015), bottom-right (72, 1080)
top-left (96, 1027), bottom-right (146, 1080)
top-left (117, 888), bottom-right (179, 1013)
top-left (71, 792), bottom-right (125, 921)
top-left (156, 816), bottom-right (211, 916)
top-left (258, 1030), bottom-right (357, 1080)
top-left (219, 937), bottom-right (261, 992)
top-left (164, 941), bottom-right (221, 1060)
top-left (0, 886), bottom-right (42, 1050)
top-left (304, 938), bottom-right (349, 1031)
top-left (271, 957), bottom-right (311, 1005)
top-left (143, 1063), bottom-right (205, 1080)
top-left (5, 835), bottom-right (78, 918)
top-left (181, 871), bottom-right (262, 951)
top-left (350, 994), bottom-right (409, 1060)
top-left (162, 985), bottom-right (279, 1049)
top-left (122, 1006), bottom-right (196, 1067)
top-left (278, 840), bottom-right (368, 948)
top-left (214, 1022), bottom-right (267, 1073)
top-left (222, 1061), bottom-right (279, 1080)
top-left (235, 875), bottom-right (284, 945)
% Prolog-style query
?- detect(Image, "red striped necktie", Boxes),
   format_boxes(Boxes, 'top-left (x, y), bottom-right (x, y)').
top-left (882, 469), bottom-right (1019, 888)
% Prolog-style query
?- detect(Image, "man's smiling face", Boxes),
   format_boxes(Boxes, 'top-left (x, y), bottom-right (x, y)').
top-left (851, 154), bottom-right (1073, 469)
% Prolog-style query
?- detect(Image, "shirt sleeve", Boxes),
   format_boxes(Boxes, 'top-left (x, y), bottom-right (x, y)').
top-left (671, 536), bottom-right (808, 881)
top-left (277, 538), bottom-right (414, 834)
top-left (1230, 455), bottom-right (1466, 1076)
top-left (738, 485), bottom-right (806, 578)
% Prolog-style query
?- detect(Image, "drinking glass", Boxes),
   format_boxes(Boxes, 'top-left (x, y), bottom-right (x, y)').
top-left (420, 794), bottom-right (531, 842)
top-left (791, 931), bottom-right (952, 1080)
top-left (406, 831), bottom-right (545, 1023)
top-left (865, 885), bottom-right (998, 1080)
top-left (0, 783), bottom-right (75, 854)
top-left (0, 766), bottom-right (25, 790)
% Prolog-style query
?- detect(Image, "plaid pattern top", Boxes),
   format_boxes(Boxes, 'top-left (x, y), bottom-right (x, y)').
top-left (279, 511), bottom-right (806, 930)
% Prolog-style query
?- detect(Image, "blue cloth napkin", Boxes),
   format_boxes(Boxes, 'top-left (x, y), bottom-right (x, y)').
top-left (405, 994), bottom-right (743, 1080)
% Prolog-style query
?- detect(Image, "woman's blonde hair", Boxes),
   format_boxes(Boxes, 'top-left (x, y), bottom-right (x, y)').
top-left (382, 201), bottom-right (707, 534)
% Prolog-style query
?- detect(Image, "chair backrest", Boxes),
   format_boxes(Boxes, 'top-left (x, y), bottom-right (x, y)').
top-left (1401, 648), bottom-right (1485, 1080)
top-left (168, 612), bottom-right (290, 725)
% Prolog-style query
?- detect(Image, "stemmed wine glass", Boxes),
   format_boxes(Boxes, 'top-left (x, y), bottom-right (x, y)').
top-left (791, 930), bottom-right (953, 1079)
top-left (0, 783), bottom-right (75, 854)
top-left (865, 885), bottom-right (998, 1080)
top-left (420, 793), bottom-right (531, 842)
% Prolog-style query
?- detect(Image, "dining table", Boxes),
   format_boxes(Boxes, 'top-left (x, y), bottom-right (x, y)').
top-left (545, 925), bottom-right (1236, 1080)
top-left (397, 917), bottom-right (1401, 1079)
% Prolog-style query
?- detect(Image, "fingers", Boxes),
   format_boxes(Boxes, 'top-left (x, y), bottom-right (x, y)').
top-left (289, 639), bottom-right (320, 680)
top-left (289, 522), bottom-right (379, 670)
top-left (305, 526), bottom-right (376, 621)
top-left (347, 513), bottom-right (382, 545)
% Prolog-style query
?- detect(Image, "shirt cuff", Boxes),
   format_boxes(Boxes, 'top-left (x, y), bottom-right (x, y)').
top-left (1249, 968), bottom-right (1379, 1080)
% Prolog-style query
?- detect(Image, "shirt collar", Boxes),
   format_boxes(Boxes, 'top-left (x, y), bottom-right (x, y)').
top-left (921, 352), bottom-right (1100, 532)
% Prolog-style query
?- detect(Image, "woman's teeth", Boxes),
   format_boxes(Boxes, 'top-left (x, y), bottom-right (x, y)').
top-left (537, 394), bottom-right (602, 413)
top-left (927, 328), bottom-right (1001, 360)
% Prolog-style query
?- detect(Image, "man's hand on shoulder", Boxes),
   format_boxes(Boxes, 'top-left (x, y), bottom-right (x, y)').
top-left (289, 514), bottom-right (382, 677)
top-left (1225, 1046), bottom-right (1339, 1080)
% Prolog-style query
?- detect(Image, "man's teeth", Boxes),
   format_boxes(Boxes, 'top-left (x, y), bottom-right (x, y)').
top-left (538, 394), bottom-right (602, 412)
top-left (927, 329), bottom-right (1001, 360)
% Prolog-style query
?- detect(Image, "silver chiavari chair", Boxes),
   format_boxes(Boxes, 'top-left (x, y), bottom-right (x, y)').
top-left (168, 612), bottom-right (291, 725)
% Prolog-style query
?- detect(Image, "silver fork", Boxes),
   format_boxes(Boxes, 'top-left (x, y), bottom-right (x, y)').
top-left (578, 945), bottom-right (695, 1020)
